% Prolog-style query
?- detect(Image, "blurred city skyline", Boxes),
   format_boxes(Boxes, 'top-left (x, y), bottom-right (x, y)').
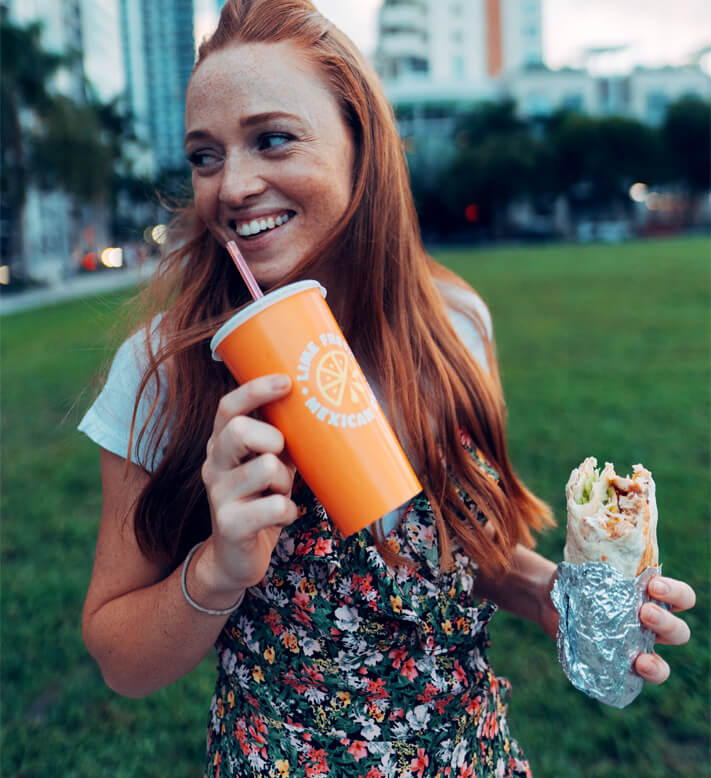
top-left (3, 0), bottom-right (708, 286)
top-left (195, 0), bottom-right (711, 75)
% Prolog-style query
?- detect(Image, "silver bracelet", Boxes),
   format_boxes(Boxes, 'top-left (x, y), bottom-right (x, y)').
top-left (180, 541), bottom-right (245, 616)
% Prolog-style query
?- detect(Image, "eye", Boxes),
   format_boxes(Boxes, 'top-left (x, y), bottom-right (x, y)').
top-left (257, 132), bottom-right (293, 151)
top-left (187, 150), bottom-right (221, 170)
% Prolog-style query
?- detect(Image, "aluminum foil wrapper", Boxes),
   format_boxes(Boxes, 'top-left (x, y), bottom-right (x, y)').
top-left (551, 561), bottom-right (663, 709)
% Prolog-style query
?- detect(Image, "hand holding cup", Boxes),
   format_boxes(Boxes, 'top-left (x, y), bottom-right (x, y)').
top-left (199, 374), bottom-right (299, 598)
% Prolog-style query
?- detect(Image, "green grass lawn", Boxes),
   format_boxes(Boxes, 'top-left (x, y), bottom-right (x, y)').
top-left (2, 236), bottom-right (709, 777)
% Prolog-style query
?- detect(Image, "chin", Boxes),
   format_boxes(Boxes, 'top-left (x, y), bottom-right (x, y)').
top-left (253, 268), bottom-right (293, 290)
top-left (254, 260), bottom-right (304, 289)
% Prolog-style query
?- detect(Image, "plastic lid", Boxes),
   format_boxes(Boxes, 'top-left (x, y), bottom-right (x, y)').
top-left (210, 280), bottom-right (327, 361)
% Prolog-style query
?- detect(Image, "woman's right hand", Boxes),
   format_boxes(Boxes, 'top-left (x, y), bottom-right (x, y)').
top-left (199, 374), bottom-right (298, 599)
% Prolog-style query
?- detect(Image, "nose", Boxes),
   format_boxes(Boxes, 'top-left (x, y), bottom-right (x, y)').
top-left (218, 151), bottom-right (267, 208)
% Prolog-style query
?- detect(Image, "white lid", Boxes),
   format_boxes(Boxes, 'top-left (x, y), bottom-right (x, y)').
top-left (210, 280), bottom-right (327, 361)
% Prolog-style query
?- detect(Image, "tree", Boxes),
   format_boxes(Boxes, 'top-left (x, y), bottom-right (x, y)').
top-left (31, 96), bottom-right (115, 201)
top-left (545, 111), bottom-right (661, 221)
top-left (437, 100), bottom-right (545, 237)
top-left (0, 11), bottom-right (67, 278)
top-left (442, 133), bottom-right (544, 238)
top-left (661, 95), bottom-right (711, 224)
top-left (1, 13), bottom-right (141, 281)
top-left (453, 98), bottom-right (527, 145)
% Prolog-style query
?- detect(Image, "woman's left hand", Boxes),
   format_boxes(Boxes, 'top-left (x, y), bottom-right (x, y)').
top-left (634, 576), bottom-right (696, 684)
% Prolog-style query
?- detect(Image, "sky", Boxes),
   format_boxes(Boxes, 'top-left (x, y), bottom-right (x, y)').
top-left (195, 0), bottom-right (711, 74)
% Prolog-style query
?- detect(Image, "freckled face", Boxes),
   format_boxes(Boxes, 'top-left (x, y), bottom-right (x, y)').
top-left (185, 41), bottom-right (355, 287)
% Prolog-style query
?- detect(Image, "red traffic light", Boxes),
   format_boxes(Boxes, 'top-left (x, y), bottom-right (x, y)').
top-left (465, 204), bottom-right (479, 223)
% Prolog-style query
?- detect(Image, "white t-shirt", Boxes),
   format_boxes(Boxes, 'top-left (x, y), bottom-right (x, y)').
top-left (78, 316), bottom-right (167, 472)
top-left (78, 285), bottom-right (492, 534)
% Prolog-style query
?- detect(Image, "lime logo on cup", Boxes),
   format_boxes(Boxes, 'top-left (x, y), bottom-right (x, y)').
top-left (297, 333), bottom-right (377, 429)
top-left (316, 349), bottom-right (369, 407)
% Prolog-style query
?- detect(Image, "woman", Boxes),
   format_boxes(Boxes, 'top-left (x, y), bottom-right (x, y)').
top-left (79, 1), bottom-right (695, 775)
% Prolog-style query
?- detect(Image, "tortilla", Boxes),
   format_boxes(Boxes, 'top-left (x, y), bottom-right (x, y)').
top-left (564, 457), bottom-right (658, 577)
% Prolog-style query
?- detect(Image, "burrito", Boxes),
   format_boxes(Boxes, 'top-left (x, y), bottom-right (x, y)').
top-left (564, 457), bottom-right (658, 578)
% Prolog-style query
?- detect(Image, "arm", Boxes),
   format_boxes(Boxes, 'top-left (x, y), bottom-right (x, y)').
top-left (473, 544), bottom-right (558, 638)
top-left (82, 375), bottom-right (297, 698)
top-left (81, 449), bottom-right (239, 698)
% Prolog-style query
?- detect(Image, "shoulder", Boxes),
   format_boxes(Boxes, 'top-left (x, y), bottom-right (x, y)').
top-left (110, 314), bottom-right (165, 377)
top-left (78, 314), bottom-right (168, 469)
top-left (100, 314), bottom-right (169, 404)
top-left (435, 278), bottom-right (493, 373)
top-left (435, 278), bottom-right (493, 339)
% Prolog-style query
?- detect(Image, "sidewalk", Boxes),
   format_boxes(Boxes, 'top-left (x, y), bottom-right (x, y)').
top-left (0, 261), bottom-right (159, 317)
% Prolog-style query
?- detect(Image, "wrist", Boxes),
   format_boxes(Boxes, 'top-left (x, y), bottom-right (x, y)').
top-left (508, 546), bottom-right (557, 636)
top-left (537, 565), bottom-right (560, 639)
top-left (185, 540), bottom-right (246, 612)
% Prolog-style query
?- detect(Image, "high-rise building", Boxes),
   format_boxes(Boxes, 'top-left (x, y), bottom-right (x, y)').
top-left (376, 0), bottom-right (543, 103)
top-left (82, 0), bottom-right (126, 101)
top-left (374, 0), bottom-right (543, 178)
top-left (120, 0), bottom-right (195, 172)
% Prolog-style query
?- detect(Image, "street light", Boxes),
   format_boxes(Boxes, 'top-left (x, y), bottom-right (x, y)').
top-left (100, 248), bottom-right (124, 268)
top-left (151, 224), bottom-right (168, 245)
top-left (629, 183), bottom-right (648, 203)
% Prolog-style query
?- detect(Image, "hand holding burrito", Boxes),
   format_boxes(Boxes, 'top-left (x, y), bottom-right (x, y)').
top-left (553, 457), bottom-right (662, 707)
top-left (553, 457), bottom-right (695, 705)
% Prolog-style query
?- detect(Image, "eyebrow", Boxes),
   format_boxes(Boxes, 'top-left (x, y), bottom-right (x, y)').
top-left (185, 111), bottom-right (305, 146)
top-left (243, 111), bottom-right (304, 128)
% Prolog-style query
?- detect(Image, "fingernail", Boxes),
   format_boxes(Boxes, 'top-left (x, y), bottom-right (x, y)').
top-left (644, 604), bottom-right (662, 626)
top-left (270, 375), bottom-right (290, 390)
top-left (651, 579), bottom-right (670, 596)
top-left (638, 655), bottom-right (656, 675)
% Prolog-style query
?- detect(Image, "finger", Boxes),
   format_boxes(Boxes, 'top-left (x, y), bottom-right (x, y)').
top-left (215, 453), bottom-right (295, 503)
top-left (213, 375), bottom-right (292, 437)
top-left (280, 448), bottom-right (297, 479)
top-left (217, 494), bottom-right (299, 540)
top-left (634, 652), bottom-right (670, 685)
top-left (279, 444), bottom-right (295, 469)
top-left (639, 603), bottom-right (691, 646)
top-left (647, 577), bottom-right (696, 613)
top-left (212, 415), bottom-right (286, 470)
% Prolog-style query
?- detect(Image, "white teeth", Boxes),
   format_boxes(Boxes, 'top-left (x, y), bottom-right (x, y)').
top-left (235, 212), bottom-right (292, 237)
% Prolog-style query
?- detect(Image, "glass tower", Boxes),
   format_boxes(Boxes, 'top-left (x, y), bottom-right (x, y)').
top-left (120, 0), bottom-right (195, 172)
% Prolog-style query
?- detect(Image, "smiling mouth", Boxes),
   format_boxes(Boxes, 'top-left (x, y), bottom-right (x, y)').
top-left (230, 210), bottom-right (295, 240)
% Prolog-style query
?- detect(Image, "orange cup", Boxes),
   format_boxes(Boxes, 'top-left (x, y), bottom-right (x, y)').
top-left (210, 281), bottom-right (422, 536)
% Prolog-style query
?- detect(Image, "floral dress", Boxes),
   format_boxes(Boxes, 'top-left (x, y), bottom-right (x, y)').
top-left (204, 435), bottom-right (533, 778)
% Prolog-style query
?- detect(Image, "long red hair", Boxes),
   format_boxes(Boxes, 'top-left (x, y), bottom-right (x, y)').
top-left (127, 0), bottom-right (553, 574)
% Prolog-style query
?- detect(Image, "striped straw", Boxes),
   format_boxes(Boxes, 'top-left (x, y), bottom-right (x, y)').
top-left (226, 240), bottom-right (263, 300)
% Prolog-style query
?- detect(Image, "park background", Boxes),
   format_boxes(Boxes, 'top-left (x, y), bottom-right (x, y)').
top-left (2, 237), bottom-right (709, 777)
top-left (2, 1), bottom-right (710, 776)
